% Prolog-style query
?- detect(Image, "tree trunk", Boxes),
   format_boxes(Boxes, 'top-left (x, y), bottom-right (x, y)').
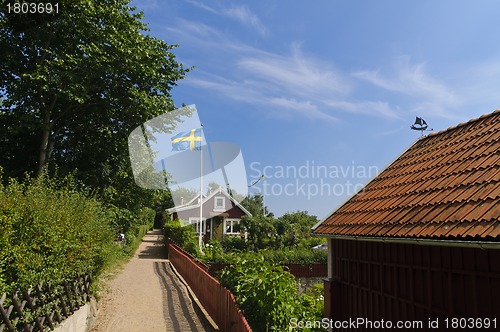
top-left (37, 111), bottom-right (51, 175)
top-left (37, 96), bottom-right (59, 176)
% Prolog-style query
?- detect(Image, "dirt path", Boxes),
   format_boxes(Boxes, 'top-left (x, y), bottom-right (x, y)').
top-left (91, 230), bottom-right (214, 332)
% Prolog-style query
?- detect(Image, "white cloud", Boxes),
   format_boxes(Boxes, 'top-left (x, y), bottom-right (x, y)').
top-left (184, 0), bottom-right (218, 14)
top-left (267, 97), bottom-right (338, 122)
top-left (133, 0), bottom-right (159, 9)
top-left (177, 32), bottom-right (407, 121)
top-left (353, 57), bottom-right (459, 118)
top-left (238, 45), bottom-right (349, 100)
top-left (185, 0), bottom-right (268, 36)
top-left (326, 100), bottom-right (402, 119)
top-left (167, 14), bottom-right (464, 122)
top-left (223, 5), bottom-right (268, 36)
top-left (166, 19), bottom-right (226, 42)
top-left (188, 74), bottom-right (338, 122)
top-left (188, 75), bottom-right (262, 104)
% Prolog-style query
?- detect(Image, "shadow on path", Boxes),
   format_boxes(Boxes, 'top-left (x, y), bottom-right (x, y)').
top-left (137, 230), bottom-right (168, 260)
top-left (141, 230), bottom-right (215, 331)
top-left (154, 262), bottom-right (208, 332)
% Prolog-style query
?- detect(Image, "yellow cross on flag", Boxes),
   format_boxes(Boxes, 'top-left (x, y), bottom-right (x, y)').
top-left (171, 128), bottom-right (202, 151)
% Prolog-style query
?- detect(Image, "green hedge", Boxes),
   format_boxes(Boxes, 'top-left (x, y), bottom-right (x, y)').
top-left (163, 218), bottom-right (200, 256)
top-left (0, 173), bottom-right (118, 294)
top-left (198, 240), bottom-right (327, 265)
top-left (258, 247), bottom-right (327, 264)
top-left (122, 223), bottom-right (153, 256)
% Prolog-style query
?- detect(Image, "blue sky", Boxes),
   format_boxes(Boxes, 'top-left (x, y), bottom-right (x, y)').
top-left (132, 0), bottom-right (500, 219)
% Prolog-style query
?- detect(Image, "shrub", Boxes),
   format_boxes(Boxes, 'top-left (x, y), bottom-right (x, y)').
top-left (300, 283), bottom-right (325, 324)
top-left (298, 237), bottom-right (325, 250)
top-left (259, 248), bottom-right (327, 265)
top-left (220, 235), bottom-right (249, 252)
top-left (122, 224), bottom-right (151, 256)
top-left (163, 219), bottom-right (200, 256)
top-left (201, 240), bottom-right (225, 263)
top-left (219, 255), bottom-right (303, 332)
top-left (0, 173), bottom-right (117, 294)
top-left (219, 254), bottom-right (325, 332)
top-left (135, 207), bottom-right (156, 226)
top-left (106, 205), bottom-right (154, 235)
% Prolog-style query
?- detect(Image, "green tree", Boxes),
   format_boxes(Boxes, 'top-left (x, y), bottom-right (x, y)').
top-left (240, 214), bottom-right (275, 251)
top-left (241, 193), bottom-right (273, 217)
top-left (0, 1), bottom-right (188, 212)
top-left (275, 211), bottom-right (320, 247)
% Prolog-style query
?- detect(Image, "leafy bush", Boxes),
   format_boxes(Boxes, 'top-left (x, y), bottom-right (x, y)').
top-left (163, 218), bottom-right (200, 256)
top-left (240, 210), bottom-right (321, 251)
top-left (300, 283), bottom-right (325, 324)
top-left (122, 224), bottom-right (152, 256)
top-left (201, 247), bottom-right (326, 265)
top-left (259, 248), bottom-right (327, 265)
top-left (219, 255), bottom-right (303, 332)
top-left (219, 255), bottom-right (324, 332)
top-left (135, 207), bottom-right (156, 226)
top-left (119, 207), bottom-right (154, 255)
top-left (106, 205), bottom-right (155, 234)
top-left (0, 172), bottom-right (118, 294)
top-left (240, 215), bottom-right (275, 250)
top-left (220, 235), bottom-right (249, 252)
top-left (201, 240), bottom-right (225, 263)
top-left (298, 237), bottom-right (325, 250)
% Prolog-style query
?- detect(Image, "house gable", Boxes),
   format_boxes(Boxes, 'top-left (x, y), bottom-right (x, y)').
top-left (167, 187), bottom-right (252, 221)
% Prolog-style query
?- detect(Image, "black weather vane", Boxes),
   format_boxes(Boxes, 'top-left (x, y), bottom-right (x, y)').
top-left (410, 117), bottom-right (433, 136)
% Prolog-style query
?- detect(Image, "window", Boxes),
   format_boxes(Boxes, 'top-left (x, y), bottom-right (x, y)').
top-left (189, 217), bottom-right (205, 234)
top-left (225, 219), bottom-right (240, 235)
top-left (214, 197), bottom-right (225, 211)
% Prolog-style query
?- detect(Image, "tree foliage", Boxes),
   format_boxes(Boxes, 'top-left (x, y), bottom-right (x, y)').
top-left (240, 214), bottom-right (275, 251)
top-left (0, 0), bottom-right (187, 213)
top-left (240, 193), bottom-right (273, 217)
top-left (275, 211), bottom-right (321, 248)
top-left (240, 210), bottom-right (324, 251)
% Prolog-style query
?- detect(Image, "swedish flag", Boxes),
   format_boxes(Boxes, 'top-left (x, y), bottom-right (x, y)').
top-left (171, 128), bottom-right (202, 151)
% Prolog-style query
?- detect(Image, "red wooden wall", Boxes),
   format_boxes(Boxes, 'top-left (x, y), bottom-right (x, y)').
top-left (324, 239), bottom-right (500, 331)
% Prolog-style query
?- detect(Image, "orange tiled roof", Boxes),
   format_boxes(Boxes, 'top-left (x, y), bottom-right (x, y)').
top-left (313, 110), bottom-right (500, 240)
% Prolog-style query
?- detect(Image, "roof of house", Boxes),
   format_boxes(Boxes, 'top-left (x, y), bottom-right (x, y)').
top-left (313, 110), bottom-right (500, 240)
top-left (166, 187), bottom-right (252, 217)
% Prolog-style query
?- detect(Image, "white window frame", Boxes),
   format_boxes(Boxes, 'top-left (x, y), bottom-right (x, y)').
top-left (224, 218), bottom-right (240, 235)
top-left (189, 217), bottom-right (206, 235)
top-left (214, 196), bottom-right (225, 212)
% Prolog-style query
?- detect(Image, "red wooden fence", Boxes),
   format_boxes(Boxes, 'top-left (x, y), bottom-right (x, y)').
top-left (167, 240), bottom-right (252, 332)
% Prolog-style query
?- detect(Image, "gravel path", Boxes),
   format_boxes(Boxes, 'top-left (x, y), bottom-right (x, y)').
top-left (91, 230), bottom-right (214, 332)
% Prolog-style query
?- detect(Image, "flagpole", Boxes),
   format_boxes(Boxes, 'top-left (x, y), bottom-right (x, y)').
top-left (199, 124), bottom-right (204, 253)
top-left (262, 177), bottom-right (266, 216)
